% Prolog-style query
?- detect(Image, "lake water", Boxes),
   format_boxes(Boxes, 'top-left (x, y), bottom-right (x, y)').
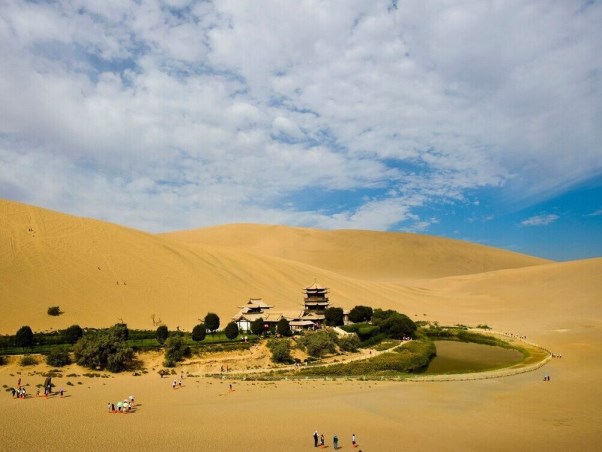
top-left (424, 340), bottom-right (524, 374)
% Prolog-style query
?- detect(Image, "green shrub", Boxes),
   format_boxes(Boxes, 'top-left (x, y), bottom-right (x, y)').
top-left (0, 355), bottom-right (6, 365)
top-left (73, 324), bottom-right (135, 372)
top-left (267, 338), bottom-right (293, 363)
top-left (337, 334), bottom-right (360, 352)
top-left (46, 349), bottom-right (72, 367)
top-left (47, 306), bottom-right (62, 316)
top-left (20, 355), bottom-right (38, 366)
top-left (163, 334), bottom-right (187, 367)
top-left (298, 329), bottom-right (338, 357)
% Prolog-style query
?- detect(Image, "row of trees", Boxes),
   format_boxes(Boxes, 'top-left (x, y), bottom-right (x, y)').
top-left (11, 325), bottom-right (83, 349)
top-left (323, 305), bottom-right (374, 327)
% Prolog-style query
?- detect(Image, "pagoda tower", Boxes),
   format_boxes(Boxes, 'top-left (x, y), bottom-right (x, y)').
top-left (303, 282), bottom-right (330, 313)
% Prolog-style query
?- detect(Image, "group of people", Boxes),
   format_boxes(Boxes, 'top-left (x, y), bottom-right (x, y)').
top-left (12, 386), bottom-right (27, 399)
top-left (108, 395), bottom-right (135, 413)
top-left (313, 431), bottom-right (358, 450)
top-left (543, 375), bottom-right (551, 382)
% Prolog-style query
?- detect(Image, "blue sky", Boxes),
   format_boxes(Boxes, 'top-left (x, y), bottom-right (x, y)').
top-left (0, 0), bottom-right (600, 261)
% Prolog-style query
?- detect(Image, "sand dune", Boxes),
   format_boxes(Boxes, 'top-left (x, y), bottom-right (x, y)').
top-left (1, 198), bottom-right (601, 451)
top-left (0, 199), bottom-right (547, 333)
top-left (163, 223), bottom-right (550, 281)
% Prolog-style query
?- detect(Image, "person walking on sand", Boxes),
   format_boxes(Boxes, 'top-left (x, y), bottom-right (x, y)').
top-left (333, 434), bottom-right (339, 449)
top-left (352, 433), bottom-right (357, 448)
top-left (172, 380), bottom-right (177, 389)
top-left (320, 434), bottom-right (325, 447)
top-left (313, 430), bottom-right (319, 447)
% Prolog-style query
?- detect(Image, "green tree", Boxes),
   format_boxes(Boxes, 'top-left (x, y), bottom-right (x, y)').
top-left (324, 307), bottom-right (344, 326)
top-left (204, 313), bottom-right (220, 334)
top-left (267, 338), bottom-right (292, 363)
top-left (191, 323), bottom-right (206, 342)
top-left (64, 325), bottom-right (83, 345)
top-left (250, 317), bottom-right (265, 336)
top-left (379, 313), bottom-right (416, 339)
top-left (276, 318), bottom-right (290, 336)
top-left (371, 309), bottom-right (398, 325)
top-left (15, 326), bottom-right (34, 348)
top-left (46, 348), bottom-right (71, 367)
top-left (73, 324), bottom-right (134, 372)
top-left (163, 334), bottom-right (188, 367)
top-left (156, 325), bottom-right (169, 345)
top-left (348, 305), bottom-right (373, 323)
top-left (224, 322), bottom-right (239, 340)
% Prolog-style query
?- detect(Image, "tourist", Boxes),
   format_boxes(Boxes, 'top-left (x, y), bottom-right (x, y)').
top-left (352, 433), bottom-right (357, 447)
top-left (129, 395), bottom-right (134, 407)
top-left (333, 434), bottom-right (339, 449)
top-left (172, 380), bottom-right (177, 389)
top-left (107, 402), bottom-right (112, 413)
top-left (320, 433), bottom-right (325, 447)
top-left (59, 388), bottom-right (64, 397)
top-left (313, 430), bottom-right (319, 447)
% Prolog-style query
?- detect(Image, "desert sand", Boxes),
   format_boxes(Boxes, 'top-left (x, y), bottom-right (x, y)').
top-left (1, 198), bottom-right (601, 450)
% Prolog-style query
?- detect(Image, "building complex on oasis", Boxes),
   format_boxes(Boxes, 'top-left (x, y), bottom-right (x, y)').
top-left (232, 282), bottom-right (337, 333)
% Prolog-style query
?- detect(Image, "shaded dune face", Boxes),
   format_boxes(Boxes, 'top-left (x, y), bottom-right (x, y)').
top-left (0, 198), bottom-right (599, 337)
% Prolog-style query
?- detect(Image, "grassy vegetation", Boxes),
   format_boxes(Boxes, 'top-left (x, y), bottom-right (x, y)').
top-left (294, 337), bottom-right (436, 377)
top-left (423, 327), bottom-right (513, 348)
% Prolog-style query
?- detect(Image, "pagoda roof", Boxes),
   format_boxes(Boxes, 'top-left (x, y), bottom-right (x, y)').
top-left (305, 282), bottom-right (328, 291)
top-left (238, 298), bottom-right (273, 310)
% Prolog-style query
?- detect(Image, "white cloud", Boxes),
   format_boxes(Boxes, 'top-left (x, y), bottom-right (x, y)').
top-left (0, 0), bottom-right (600, 232)
top-left (586, 209), bottom-right (602, 217)
top-left (521, 214), bottom-right (559, 227)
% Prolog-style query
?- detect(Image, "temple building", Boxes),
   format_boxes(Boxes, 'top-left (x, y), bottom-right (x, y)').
top-left (232, 282), bottom-right (329, 333)
top-left (303, 282), bottom-right (330, 313)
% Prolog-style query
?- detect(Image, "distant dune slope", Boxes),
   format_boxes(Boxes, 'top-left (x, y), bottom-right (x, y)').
top-left (414, 258), bottom-right (602, 331)
top-left (163, 224), bottom-right (550, 280)
top-left (0, 199), bottom-right (430, 333)
top-left (2, 199), bottom-right (597, 337)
